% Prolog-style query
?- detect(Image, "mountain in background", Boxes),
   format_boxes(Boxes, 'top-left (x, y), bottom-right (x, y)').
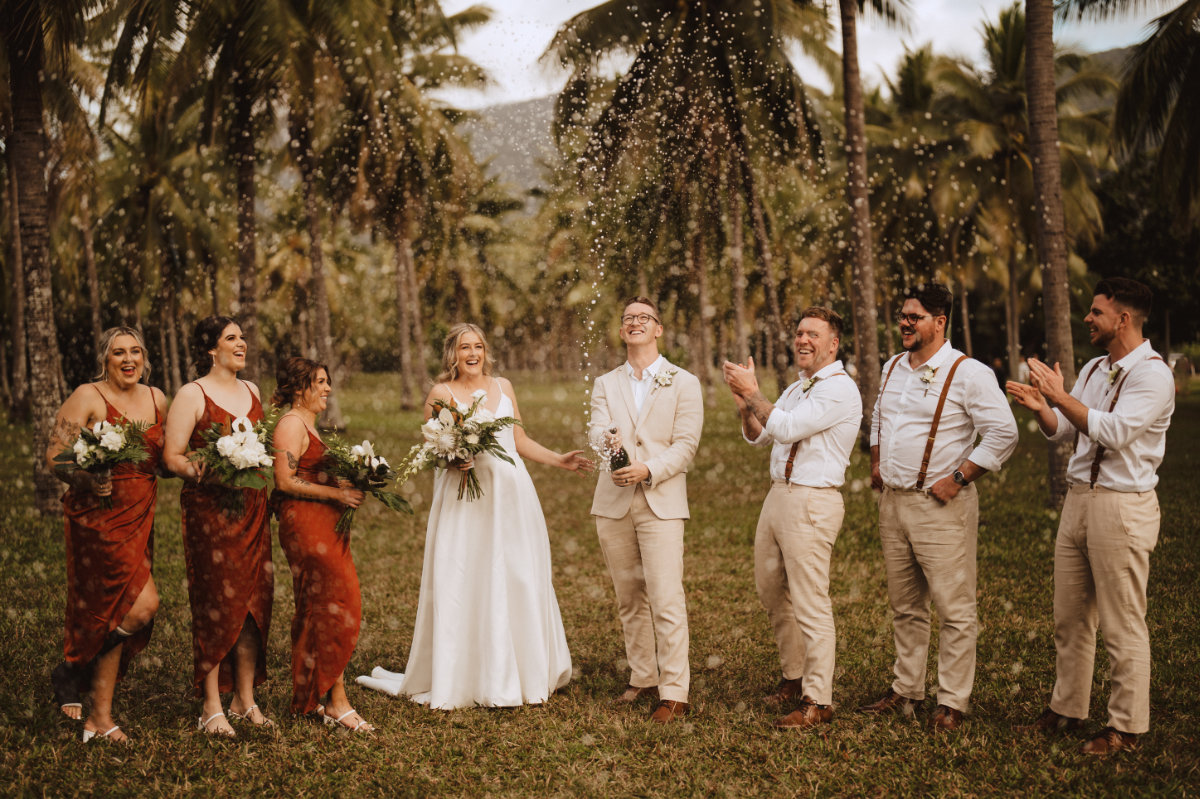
top-left (461, 46), bottom-right (1132, 200)
top-left (461, 95), bottom-right (557, 203)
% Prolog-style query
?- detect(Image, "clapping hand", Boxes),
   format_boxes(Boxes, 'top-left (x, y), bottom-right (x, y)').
top-left (722, 357), bottom-right (758, 406)
top-left (1005, 379), bottom-right (1046, 412)
top-left (1025, 357), bottom-right (1068, 406)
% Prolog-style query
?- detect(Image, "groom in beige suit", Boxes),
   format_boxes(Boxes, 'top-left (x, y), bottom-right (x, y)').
top-left (589, 297), bottom-right (703, 723)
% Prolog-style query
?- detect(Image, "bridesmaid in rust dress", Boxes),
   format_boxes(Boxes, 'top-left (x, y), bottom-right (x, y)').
top-left (271, 357), bottom-right (372, 731)
top-left (46, 326), bottom-right (168, 743)
top-left (162, 316), bottom-right (273, 737)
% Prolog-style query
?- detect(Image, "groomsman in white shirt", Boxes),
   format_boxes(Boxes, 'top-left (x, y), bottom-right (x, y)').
top-left (723, 307), bottom-right (862, 730)
top-left (860, 282), bottom-right (1018, 731)
top-left (1008, 277), bottom-right (1174, 755)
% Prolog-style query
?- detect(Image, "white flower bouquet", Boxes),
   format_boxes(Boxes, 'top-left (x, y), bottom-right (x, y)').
top-left (325, 438), bottom-right (412, 533)
top-left (401, 391), bottom-right (520, 501)
top-left (53, 419), bottom-right (151, 508)
top-left (190, 407), bottom-right (280, 512)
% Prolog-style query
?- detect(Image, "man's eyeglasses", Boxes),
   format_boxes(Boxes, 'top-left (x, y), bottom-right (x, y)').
top-left (621, 313), bottom-right (660, 326)
top-left (896, 312), bottom-right (933, 325)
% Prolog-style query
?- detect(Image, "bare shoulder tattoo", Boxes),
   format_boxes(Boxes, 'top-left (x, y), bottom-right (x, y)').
top-left (286, 451), bottom-right (299, 470)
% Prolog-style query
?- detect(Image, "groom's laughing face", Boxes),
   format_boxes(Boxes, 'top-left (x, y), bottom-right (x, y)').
top-left (619, 302), bottom-right (663, 347)
top-left (793, 317), bottom-right (838, 375)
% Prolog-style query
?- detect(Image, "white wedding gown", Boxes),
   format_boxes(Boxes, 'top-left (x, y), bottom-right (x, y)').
top-left (357, 387), bottom-right (572, 708)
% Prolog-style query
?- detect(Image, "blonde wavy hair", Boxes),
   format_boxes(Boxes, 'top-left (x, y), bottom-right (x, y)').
top-left (93, 326), bottom-right (152, 383)
top-left (434, 323), bottom-right (494, 383)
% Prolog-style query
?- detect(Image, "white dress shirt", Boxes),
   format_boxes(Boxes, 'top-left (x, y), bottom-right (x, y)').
top-left (871, 341), bottom-right (1018, 489)
top-left (1046, 339), bottom-right (1175, 492)
top-left (626, 354), bottom-right (667, 416)
top-left (746, 360), bottom-right (862, 488)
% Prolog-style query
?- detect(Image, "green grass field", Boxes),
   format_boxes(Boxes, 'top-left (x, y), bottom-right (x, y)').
top-left (2, 372), bottom-right (1198, 797)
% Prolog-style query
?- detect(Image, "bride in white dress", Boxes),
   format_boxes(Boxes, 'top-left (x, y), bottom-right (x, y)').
top-left (359, 323), bottom-right (592, 708)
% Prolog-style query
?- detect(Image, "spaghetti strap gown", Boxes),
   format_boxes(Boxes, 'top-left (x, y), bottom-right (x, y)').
top-left (274, 430), bottom-right (362, 714)
top-left (61, 387), bottom-right (164, 677)
top-left (179, 382), bottom-right (273, 694)
top-left (358, 386), bottom-right (572, 708)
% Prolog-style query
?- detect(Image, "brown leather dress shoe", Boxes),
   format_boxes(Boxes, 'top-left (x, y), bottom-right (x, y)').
top-left (764, 677), bottom-right (804, 708)
top-left (858, 688), bottom-right (920, 715)
top-left (774, 697), bottom-right (833, 730)
top-left (1081, 727), bottom-right (1138, 755)
top-left (1016, 707), bottom-right (1085, 735)
top-left (929, 704), bottom-right (964, 732)
top-left (614, 685), bottom-right (656, 705)
top-left (649, 700), bottom-right (689, 723)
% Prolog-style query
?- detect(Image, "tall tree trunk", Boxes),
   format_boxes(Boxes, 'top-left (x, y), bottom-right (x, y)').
top-left (741, 158), bottom-right (787, 395)
top-left (167, 291), bottom-right (183, 393)
top-left (687, 190), bottom-right (713, 398)
top-left (5, 1), bottom-right (67, 512)
top-left (727, 173), bottom-right (749, 364)
top-left (839, 0), bottom-right (883, 438)
top-left (231, 79), bottom-right (260, 381)
top-left (6, 148), bottom-right (29, 418)
top-left (393, 222), bottom-right (419, 409)
top-left (958, 275), bottom-right (974, 358)
top-left (291, 66), bottom-right (344, 428)
top-left (80, 192), bottom-right (102, 351)
top-left (1006, 253), bottom-right (1021, 379)
top-left (1026, 0), bottom-right (1076, 506)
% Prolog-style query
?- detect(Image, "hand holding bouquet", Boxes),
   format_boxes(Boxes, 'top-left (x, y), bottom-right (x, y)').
top-left (403, 391), bottom-right (521, 500)
top-left (54, 419), bottom-right (151, 508)
top-left (190, 408), bottom-right (279, 512)
top-left (326, 438), bottom-right (412, 533)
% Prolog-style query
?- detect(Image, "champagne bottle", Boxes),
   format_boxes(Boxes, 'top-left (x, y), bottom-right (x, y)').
top-left (608, 426), bottom-right (630, 471)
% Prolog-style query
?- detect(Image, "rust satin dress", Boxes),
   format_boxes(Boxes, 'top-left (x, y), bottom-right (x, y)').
top-left (61, 386), bottom-right (163, 675)
top-left (179, 382), bottom-right (273, 694)
top-left (274, 430), bottom-right (362, 714)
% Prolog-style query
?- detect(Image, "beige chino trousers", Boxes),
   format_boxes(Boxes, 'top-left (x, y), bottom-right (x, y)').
top-left (878, 484), bottom-right (979, 712)
top-left (595, 487), bottom-right (690, 702)
top-left (754, 483), bottom-right (843, 706)
top-left (1049, 484), bottom-right (1159, 734)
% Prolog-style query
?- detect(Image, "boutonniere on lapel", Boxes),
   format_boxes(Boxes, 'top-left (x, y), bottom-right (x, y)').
top-left (920, 365), bottom-right (937, 397)
top-left (1106, 365), bottom-right (1122, 385)
top-left (801, 376), bottom-right (820, 393)
top-left (653, 369), bottom-right (678, 390)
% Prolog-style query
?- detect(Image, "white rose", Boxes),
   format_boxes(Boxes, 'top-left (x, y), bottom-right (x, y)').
top-left (99, 429), bottom-right (125, 452)
top-left (465, 433), bottom-right (480, 446)
top-left (92, 421), bottom-right (104, 435)
top-left (216, 435), bottom-right (238, 459)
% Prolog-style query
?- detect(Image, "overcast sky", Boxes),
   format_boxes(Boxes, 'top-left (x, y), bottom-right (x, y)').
top-left (438, 0), bottom-right (1165, 108)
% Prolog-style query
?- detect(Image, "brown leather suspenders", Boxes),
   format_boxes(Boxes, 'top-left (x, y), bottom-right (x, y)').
top-left (915, 355), bottom-right (969, 490)
top-left (1086, 356), bottom-right (1163, 487)
top-left (781, 373), bottom-right (847, 482)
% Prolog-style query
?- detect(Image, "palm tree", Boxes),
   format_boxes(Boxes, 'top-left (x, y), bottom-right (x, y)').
top-left (1063, 0), bottom-right (1199, 226)
top-left (104, 0), bottom-right (289, 380)
top-left (2, 0), bottom-right (78, 512)
top-left (546, 0), bottom-right (831, 394)
top-left (836, 0), bottom-right (908, 437)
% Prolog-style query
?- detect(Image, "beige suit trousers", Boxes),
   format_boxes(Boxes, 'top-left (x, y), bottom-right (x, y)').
top-left (754, 483), bottom-right (843, 705)
top-left (1049, 484), bottom-right (1159, 734)
top-left (878, 484), bottom-right (979, 712)
top-left (595, 487), bottom-right (689, 702)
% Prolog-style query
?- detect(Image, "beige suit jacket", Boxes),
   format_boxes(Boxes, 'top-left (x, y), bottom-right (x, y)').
top-left (589, 360), bottom-right (704, 520)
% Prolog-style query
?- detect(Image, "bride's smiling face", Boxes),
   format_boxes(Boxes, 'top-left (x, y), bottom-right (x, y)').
top-left (454, 332), bottom-right (487, 379)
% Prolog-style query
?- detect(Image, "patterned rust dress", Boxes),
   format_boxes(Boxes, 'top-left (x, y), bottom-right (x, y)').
top-left (274, 429), bottom-right (362, 714)
top-left (179, 382), bottom-right (273, 694)
top-left (61, 385), bottom-right (163, 675)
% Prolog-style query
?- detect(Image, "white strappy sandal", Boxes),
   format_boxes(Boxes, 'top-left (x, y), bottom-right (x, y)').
top-left (198, 711), bottom-right (236, 737)
top-left (82, 725), bottom-right (122, 742)
top-left (229, 703), bottom-right (275, 728)
top-left (323, 708), bottom-right (375, 732)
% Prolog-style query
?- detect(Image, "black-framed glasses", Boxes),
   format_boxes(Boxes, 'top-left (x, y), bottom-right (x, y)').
top-left (621, 313), bottom-right (660, 326)
top-left (896, 312), bottom-right (932, 325)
